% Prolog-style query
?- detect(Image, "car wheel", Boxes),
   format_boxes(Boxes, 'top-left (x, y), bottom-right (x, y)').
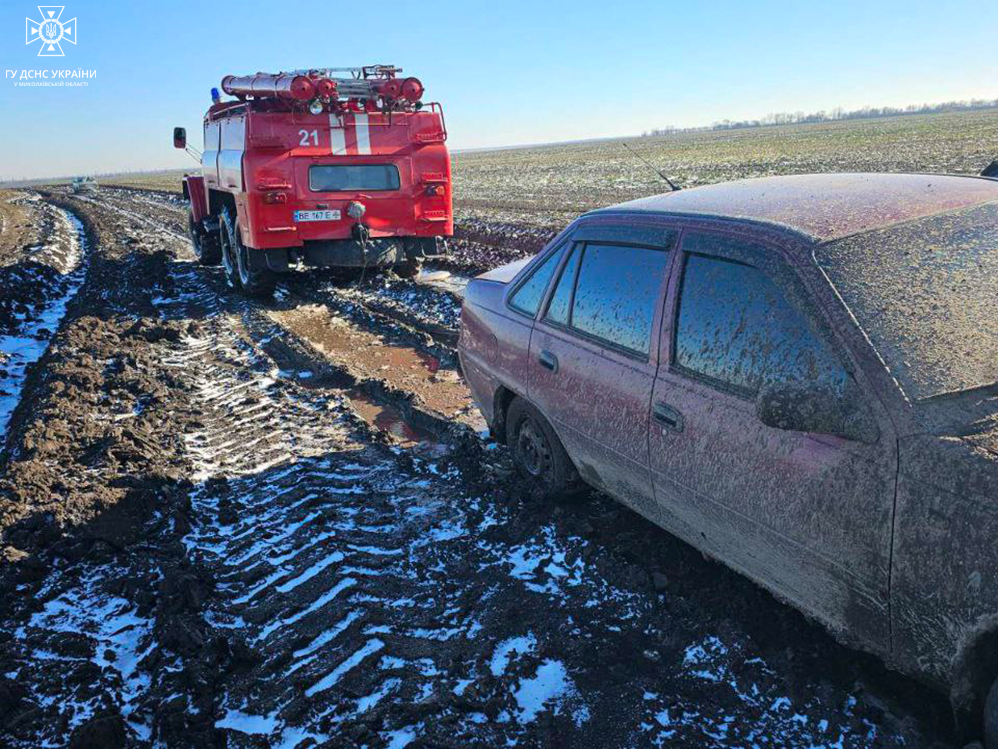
top-left (234, 229), bottom-right (276, 299)
top-left (219, 208), bottom-right (241, 290)
top-left (189, 211), bottom-right (221, 266)
top-left (505, 396), bottom-right (581, 498)
top-left (984, 679), bottom-right (998, 749)
top-left (395, 257), bottom-right (422, 279)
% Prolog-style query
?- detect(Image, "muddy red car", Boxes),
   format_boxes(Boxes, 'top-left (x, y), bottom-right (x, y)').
top-left (458, 173), bottom-right (998, 741)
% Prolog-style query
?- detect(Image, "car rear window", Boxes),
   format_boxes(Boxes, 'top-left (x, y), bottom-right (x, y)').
top-left (508, 245), bottom-right (566, 317)
top-left (816, 202), bottom-right (998, 400)
top-left (675, 246), bottom-right (846, 395)
top-left (543, 243), bottom-right (671, 357)
top-left (309, 164), bottom-right (400, 192)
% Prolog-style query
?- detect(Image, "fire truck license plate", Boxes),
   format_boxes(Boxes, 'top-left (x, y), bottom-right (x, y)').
top-left (294, 210), bottom-right (342, 222)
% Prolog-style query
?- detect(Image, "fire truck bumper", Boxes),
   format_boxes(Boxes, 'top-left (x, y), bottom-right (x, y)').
top-left (301, 237), bottom-right (446, 269)
top-left (248, 237), bottom-right (447, 273)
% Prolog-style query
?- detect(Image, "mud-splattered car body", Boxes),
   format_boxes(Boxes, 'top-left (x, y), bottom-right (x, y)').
top-left (458, 173), bottom-right (998, 721)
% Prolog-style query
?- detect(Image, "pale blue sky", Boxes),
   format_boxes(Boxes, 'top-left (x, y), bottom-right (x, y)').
top-left (1, 0), bottom-right (996, 180)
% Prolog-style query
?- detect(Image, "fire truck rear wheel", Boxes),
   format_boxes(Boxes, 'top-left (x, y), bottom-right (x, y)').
top-left (220, 209), bottom-right (275, 298)
top-left (219, 208), bottom-right (242, 290)
top-left (395, 258), bottom-right (422, 279)
top-left (236, 243), bottom-right (275, 298)
top-left (189, 211), bottom-right (221, 266)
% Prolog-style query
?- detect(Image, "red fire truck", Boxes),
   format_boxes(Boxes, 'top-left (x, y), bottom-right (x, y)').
top-left (173, 66), bottom-right (452, 296)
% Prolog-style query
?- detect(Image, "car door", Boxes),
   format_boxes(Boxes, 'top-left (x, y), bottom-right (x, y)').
top-left (649, 228), bottom-right (896, 654)
top-left (527, 223), bottom-right (678, 516)
top-left (486, 239), bottom-right (574, 409)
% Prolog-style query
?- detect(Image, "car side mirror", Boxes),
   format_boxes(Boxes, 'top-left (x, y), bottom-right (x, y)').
top-left (173, 127), bottom-right (187, 149)
top-left (756, 380), bottom-right (879, 444)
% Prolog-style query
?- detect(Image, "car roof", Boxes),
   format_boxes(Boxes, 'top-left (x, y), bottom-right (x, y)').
top-left (593, 173), bottom-right (998, 242)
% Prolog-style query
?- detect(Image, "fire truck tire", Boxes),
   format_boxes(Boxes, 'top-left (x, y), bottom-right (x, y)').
top-left (220, 209), bottom-right (276, 298)
top-left (189, 211), bottom-right (221, 266)
top-left (219, 208), bottom-right (242, 290)
top-left (395, 258), bottom-right (422, 279)
top-left (236, 246), bottom-right (276, 298)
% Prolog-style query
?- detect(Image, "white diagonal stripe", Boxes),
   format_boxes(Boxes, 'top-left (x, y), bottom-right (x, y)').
top-left (355, 113), bottom-right (371, 155)
top-left (329, 114), bottom-right (346, 155)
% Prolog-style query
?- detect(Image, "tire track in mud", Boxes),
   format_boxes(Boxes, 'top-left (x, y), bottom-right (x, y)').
top-left (137, 272), bottom-right (637, 747)
top-left (55, 206), bottom-right (585, 747)
top-left (289, 272), bottom-right (465, 350)
top-left (71, 191), bottom-right (187, 244)
top-left (0, 215), bottom-right (465, 746)
top-left (0, 197), bottom-right (88, 446)
top-left (59, 186), bottom-right (469, 440)
top-left (0, 187), bottom-right (958, 748)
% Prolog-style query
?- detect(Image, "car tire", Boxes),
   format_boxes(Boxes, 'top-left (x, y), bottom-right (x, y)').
top-left (395, 257), bottom-right (422, 280)
top-left (505, 396), bottom-right (581, 498)
top-left (189, 211), bottom-right (221, 266)
top-left (984, 679), bottom-right (998, 749)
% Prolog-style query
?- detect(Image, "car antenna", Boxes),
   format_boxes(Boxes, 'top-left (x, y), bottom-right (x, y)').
top-left (621, 142), bottom-right (681, 191)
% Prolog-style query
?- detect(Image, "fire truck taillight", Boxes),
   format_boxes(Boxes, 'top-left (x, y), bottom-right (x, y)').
top-left (263, 192), bottom-right (288, 204)
top-left (424, 185), bottom-right (444, 197)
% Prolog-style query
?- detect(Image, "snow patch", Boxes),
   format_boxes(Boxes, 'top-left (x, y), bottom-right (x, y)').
top-left (305, 638), bottom-right (385, 697)
top-left (490, 633), bottom-right (537, 676)
top-left (216, 709), bottom-right (280, 735)
top-left (513, 659), bottom-right (572, 724)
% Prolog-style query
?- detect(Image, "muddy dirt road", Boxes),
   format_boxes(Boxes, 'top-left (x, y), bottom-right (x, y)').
top-left (0, 188), bottom-right (956, 748)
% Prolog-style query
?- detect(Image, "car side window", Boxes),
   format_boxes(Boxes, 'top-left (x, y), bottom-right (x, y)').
top-left (508, 244), bottom-right (565, 317)
top-left (544, 244), bottom-right (581, 326)
top-left (674, 252), bottom-right (847, 394)
top-left (546, 243), bottom-right (670, 357)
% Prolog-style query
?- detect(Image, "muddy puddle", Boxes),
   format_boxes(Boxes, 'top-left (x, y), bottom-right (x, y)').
top-left (345, 389), bottom-right (449, 454)
top-left (268, 304), bottom-right (484, 430)
top-left (416, 267), bottom-right (472, 297)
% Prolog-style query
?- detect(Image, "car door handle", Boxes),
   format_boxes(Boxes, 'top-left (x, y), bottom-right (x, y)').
top-left (653, 402), bottom-right (684, 432)
top-left (538, 350), bottom-right (559, 373)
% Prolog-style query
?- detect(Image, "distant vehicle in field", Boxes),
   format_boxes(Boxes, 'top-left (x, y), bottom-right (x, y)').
top-left (71, 176), bottom-right (97, 193)
top-left (173, 66), bottom-right (452, 297)
top-left (458, 172), bottom-right (998, 743)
